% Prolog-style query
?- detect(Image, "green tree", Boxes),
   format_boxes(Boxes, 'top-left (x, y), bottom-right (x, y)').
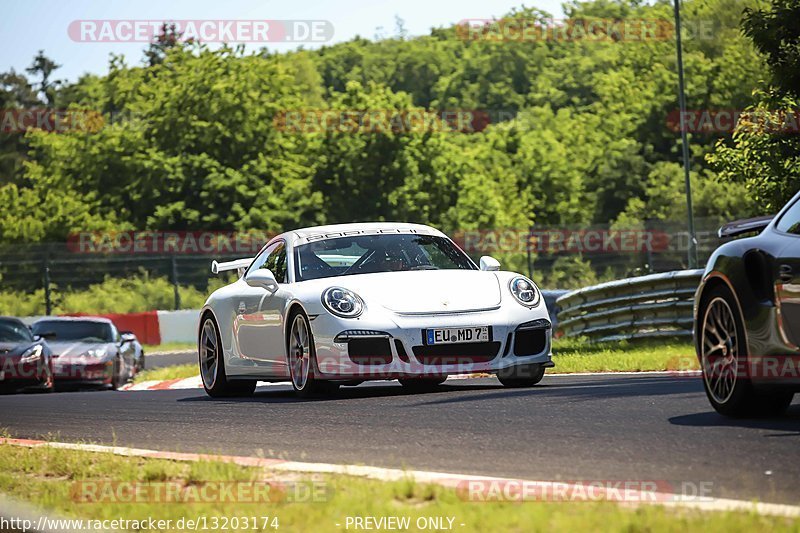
top-left (707, 0), bottom-right (800, 210)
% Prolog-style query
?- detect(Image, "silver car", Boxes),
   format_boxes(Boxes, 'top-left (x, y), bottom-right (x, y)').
top-left (32, 317), bottom-right (138, 390)
top-left (199, 223), bottom-right (554, 397)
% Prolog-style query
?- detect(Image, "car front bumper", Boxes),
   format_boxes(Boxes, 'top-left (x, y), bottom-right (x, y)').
top-left (311, 304), bottom-right (553, 379)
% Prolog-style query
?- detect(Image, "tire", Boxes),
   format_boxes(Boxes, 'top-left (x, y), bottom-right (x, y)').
top-left (199, 314), bottom-right (256, 398)
top-left (699, 284), bottom-right (793, 417)
top-left (286, 309), bottom-right (334, 398)
top-left (497, 364), bottom-right (545, 388)
top-left (110, 357), bottom-right (124, 390)
top-left (398, 376), bottom-right (446, 391)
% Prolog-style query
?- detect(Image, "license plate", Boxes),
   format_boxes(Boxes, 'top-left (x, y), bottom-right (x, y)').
top-left (426, 327), bottom-right (489, 345)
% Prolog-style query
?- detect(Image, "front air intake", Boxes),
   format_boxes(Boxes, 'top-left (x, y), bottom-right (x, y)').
top-left (347, 338), bottom-right (393, 365)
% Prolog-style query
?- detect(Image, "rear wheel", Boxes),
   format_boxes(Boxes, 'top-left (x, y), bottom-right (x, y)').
top-left (200, 315), bottom-right (256, 398)
top-left (398, 376), bottom-right (446, 391)
top-left (699, 284), bottom-right (793, 417)
top-left (497, 364), bottom-right (545, 388)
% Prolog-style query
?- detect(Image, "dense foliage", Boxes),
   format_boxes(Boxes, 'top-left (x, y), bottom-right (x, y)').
top-left (1, 0), bottom-right (781, 244)
top-left (0, 0), bottom-right (797, 309)
top-left (706, 0), bottom-right (800, 211)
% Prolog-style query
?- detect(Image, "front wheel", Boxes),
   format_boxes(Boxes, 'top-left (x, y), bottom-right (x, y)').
top-left (497, 364), bottom-right (545, 388)
top-left (110, 357), bottom-right (126, 390)
top-left (287, 310), bottom-right (335, 398)
top-left (200, 315), bottom-right (256, 398)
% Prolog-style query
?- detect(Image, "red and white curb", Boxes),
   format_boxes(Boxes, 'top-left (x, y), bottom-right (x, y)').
top-left (122, 371), bottom-right (702, 391)
top-left (0, 437), bottom-right (797, 518)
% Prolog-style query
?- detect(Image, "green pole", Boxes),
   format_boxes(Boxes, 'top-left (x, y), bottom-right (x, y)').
top-left (674, 0), bottom-right (698, 269)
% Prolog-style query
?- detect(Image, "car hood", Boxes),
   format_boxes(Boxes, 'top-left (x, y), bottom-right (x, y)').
top-left (0, 342), bottom-right (34, 358)
top-left (48, 341), bottom-right (114, 363)
top-left (317, 270), bottom-right (502, 314)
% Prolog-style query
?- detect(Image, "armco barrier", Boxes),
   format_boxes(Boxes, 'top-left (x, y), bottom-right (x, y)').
top-left (68, 311), bottom-right (162, 345)
top-left (157, 309), bottom-right (199, 344)
top-left (556, 269), bottom-right (703, 342)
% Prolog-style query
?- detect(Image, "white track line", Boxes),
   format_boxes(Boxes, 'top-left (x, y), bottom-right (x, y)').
top-left (121, 371), bottom-right (701, 391)
top-left (1, 438), bottom-right (797, 518)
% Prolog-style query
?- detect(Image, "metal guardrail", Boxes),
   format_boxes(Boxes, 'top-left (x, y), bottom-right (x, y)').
top-left (556, 269), bottom-right (703, 342)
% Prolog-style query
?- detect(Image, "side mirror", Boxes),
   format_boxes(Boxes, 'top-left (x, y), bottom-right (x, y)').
top-left (479, 256), bottom-right (501, 271)
top-left (245, 269), bottom-right (278, 292)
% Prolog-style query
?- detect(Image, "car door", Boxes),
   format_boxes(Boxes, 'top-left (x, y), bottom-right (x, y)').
top-left (773, 197), bottom-right (800, 348)
top-left (233, 240), bottom-right (291, 376)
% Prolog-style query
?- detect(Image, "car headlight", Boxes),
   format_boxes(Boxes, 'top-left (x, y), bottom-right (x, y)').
top-left (322, 287), bottom-right (364, 318)
top-left (509, 276), bottom-right (541, 307)
top-left (20, 345), bottom-right (43, 363)
top-left (87, 347), bottom-right (109, 358)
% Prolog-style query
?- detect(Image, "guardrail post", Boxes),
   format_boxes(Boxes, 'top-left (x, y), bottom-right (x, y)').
top-left (43, 259), bottom-right (52, 316)
top-left (170, 255), bottom-right (181, 310)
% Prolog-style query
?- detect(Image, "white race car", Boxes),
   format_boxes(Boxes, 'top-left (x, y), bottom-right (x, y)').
top-left (199, 223), bottom-right (554, 397)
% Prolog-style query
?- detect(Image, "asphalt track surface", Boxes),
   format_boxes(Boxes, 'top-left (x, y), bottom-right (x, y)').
top-left (145, 350), bottom-right (196, 369)
top-left (1, 374), bottom-right (799, 505)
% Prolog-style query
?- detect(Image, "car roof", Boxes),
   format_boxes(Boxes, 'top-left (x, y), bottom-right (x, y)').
top-left (0, 316), bottom-right (26, 325)
top-left (33, 316), bottom-right (114, 325)
top-left (285, 222), bottom-right (446, 245)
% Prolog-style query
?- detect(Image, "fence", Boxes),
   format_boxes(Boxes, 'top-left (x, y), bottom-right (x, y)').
top-left (0, 242), bottom-right (247, 314)
top-left (556, 269), bottom-right (703, 342)
top-left (0, 218), bottom-right (729, 316)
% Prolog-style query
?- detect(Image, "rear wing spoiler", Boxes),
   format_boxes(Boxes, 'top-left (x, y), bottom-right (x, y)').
top-left (718, 215), bottom-right (774, 238)
top-left (211, 258), bottom-right (252, 277)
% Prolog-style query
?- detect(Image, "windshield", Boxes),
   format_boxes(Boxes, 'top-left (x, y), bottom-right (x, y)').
top-left (0, 319), bottom-right (33, 343)
top-left (32, 321), bottom-right (113, 343)
top-left (294, 234), bottom-right (476, 281)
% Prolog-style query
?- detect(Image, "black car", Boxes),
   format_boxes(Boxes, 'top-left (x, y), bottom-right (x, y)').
top-left (0, 316), bottom-right (54, 393)
top-left (694, 191), bottom-right (800, 417)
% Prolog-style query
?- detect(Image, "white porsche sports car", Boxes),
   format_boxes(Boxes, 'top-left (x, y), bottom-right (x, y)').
top-left (199, 223), bottom-right (554, 397)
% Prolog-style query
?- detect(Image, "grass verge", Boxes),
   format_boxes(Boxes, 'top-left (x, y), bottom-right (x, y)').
top-left (143, 342), bottom-right (196, 353)
top-left (550, 337), bottom-right (699, 373)
top-left (0, 440), bottom-right (794, 532)
top-left (135, 364), bottom-right (198, 383)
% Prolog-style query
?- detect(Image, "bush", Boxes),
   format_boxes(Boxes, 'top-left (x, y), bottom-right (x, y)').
top-left (0, 272), bottom-right (212, 316)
